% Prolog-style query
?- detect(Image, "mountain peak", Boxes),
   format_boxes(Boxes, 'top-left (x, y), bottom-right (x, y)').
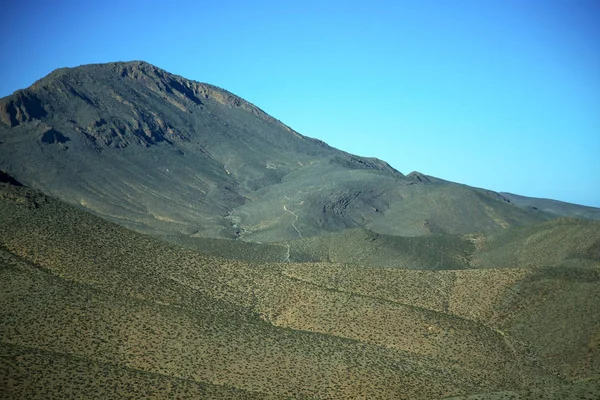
top-left (0, 61), bottom-right (412, 239)
top-left (0, 60), bottom-right (300, 148)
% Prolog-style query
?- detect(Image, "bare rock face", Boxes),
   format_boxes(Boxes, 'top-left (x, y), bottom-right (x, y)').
top-left (113, 61), bottom-right (282, 120)
top-left (72, 114), bottom-right (180, 148)
top-left (0, 91), bottom-right (47, 127)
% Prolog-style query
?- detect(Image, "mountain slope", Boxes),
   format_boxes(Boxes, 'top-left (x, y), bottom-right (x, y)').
top-left (500, 192), bottom-right (600, 221)
top-left (2, 176), bottom-right (599, 398)
top-left (471, 217), bottom-right (600, 269)
top-left (0, 61), bottom-right (565, 242)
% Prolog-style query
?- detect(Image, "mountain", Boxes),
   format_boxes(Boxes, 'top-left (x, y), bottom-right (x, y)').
top-left (1, 178), bottom-right (599, 399)
top-left (1, 61), bottom-right (600, 399)
top-left (0, 60), bottom-right (580, 245)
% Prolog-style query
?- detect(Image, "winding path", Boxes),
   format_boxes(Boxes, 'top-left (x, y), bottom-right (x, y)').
top-left (283, 205), bottom-right (302, 238)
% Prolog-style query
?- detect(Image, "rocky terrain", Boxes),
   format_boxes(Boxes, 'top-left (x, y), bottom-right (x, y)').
top-left (0, 61), bottom-right (580, 244)
top-left (1, 62), bottom-right (599, 399)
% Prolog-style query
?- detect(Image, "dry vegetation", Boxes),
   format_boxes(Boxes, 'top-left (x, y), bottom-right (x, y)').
top-left (1, 182), bottom-right (599, 399)
top-left (0, 342), bottom-right (268, 400)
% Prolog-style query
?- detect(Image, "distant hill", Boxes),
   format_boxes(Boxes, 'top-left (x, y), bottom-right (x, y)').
top-left (0, 61), bottom-right (580, 243)
top-left (500, 192), bottom-right (600, 221)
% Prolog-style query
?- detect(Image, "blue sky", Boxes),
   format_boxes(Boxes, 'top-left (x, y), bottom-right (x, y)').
top-left (1, 0), bottom-right (599, 206)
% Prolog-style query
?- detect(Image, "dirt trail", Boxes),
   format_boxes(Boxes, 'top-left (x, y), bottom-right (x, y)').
top-left (283, 205), bottom-right (302, 238)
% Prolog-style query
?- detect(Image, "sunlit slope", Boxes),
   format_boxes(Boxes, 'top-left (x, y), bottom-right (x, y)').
top-left (444, 381), bottom-right (600, 400)
top-left (501, 192), bottom-right (600, 221)
top-left (1, 182), bottom-right (585, 398)
top-left (471, 218), bottom-right (600, 269)
top-left (167, 227), bottom-right (474, 269)
top-left (229, 163), bottom-right (552, 242)
top-left (0, 186), bottom-right (482, 399)
top-left (283, 262), bottom-right (600, 382)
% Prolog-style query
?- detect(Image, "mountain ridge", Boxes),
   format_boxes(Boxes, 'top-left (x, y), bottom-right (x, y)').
top-left (500, 191), bottom-right (600, 221)
top-left (0, 61), bottom-right (596, 244)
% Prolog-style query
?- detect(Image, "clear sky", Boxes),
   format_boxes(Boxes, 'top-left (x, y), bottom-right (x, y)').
top-left (1, 0), bottom-right (599, 206)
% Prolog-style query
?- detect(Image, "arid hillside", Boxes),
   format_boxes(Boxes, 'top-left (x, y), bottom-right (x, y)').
top-left (1, 179), bottom-right (599, 399)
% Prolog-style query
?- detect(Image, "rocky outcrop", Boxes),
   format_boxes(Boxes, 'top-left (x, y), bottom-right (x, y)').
top-left (0, 91), bottom-right (47, 127)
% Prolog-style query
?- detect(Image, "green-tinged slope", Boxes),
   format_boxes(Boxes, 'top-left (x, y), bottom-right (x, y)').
top-left (163, 216), bottom-right (600, 272)
top-left (0, 342), bottom-right (269, 400)
top-left (283, 228), bottom-right (473, 268)
top-left (167, 227), bottom-right (474, 269)
top-left (471, 218), bottom-right (600, 269)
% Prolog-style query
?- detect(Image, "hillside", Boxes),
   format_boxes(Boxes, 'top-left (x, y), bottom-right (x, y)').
top-left (500, 192), bottom-right (600, 221)
top-left (1, 175), bottom-right (599, 399)
top-left (0, 61), bottom-right (577, 244)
